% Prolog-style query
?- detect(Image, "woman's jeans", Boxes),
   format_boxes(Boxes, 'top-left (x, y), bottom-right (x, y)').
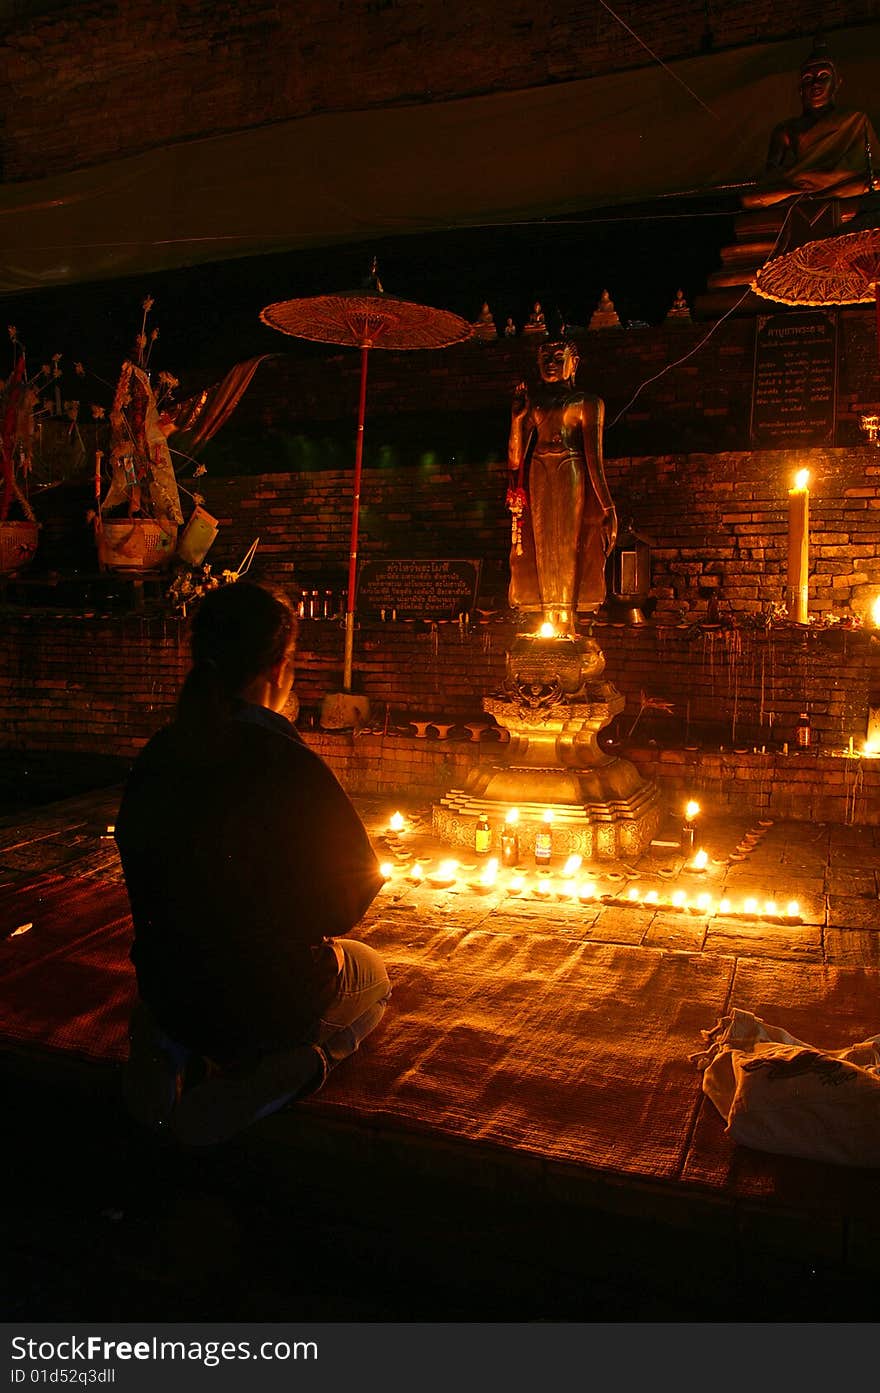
top-left (124, 939), bottom-right (391, 1144)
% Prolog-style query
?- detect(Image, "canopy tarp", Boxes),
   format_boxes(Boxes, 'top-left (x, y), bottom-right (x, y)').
top-left (0, 25), bottom-right (877, 294)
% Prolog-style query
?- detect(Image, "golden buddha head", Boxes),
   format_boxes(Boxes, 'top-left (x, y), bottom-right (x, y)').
top-left (799, 41), bottom-right (840, 115)
top-left (537, 340), bottom-right (579, 385)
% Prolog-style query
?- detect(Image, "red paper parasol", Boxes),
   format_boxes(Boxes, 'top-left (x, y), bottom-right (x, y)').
top-left (260, 263), bottom-right (472, 692)
top-left (752, 217), bottom-right (880, 306)
top-left (753, 191), bottom-right (880, 378)
top-left (753, 192), bottom-right (880, 452)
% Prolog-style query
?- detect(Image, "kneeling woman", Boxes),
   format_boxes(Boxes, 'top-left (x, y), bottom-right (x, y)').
top-left (116, 580), bottom-right (389, 1145)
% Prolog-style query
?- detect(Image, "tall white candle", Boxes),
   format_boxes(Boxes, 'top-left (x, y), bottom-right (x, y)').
top-left (787, 469), bottom-right (810, 625)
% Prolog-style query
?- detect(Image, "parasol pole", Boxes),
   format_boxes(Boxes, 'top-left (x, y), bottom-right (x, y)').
top-left (343, 342), bottom-right (369, 692)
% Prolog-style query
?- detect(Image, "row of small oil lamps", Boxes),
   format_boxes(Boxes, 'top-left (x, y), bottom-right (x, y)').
top-left (378, 850), bottom-right (802, 923)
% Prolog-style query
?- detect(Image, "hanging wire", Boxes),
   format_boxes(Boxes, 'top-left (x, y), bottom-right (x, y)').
top-left (593, 0), bottom-right (719, 120)
top-left (606, 191), bottom-right (814, 430)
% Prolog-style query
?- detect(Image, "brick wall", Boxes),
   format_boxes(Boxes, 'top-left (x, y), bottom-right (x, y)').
top-left (222, 308), bottom-right (878, 456)
top-left (195, 439), bottom-right (880, 625)
top-left (3, 609), bottom-right (880, 766)
top-left (302, 730), bottom-right (880, 826)
top-left (2, 2), bottom-right (874, 181)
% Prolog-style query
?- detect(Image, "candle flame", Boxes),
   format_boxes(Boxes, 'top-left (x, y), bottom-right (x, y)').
top-left (786, 900), bottom-right (800, 918)
top-left (509, 875), bottom-right (526, 894)
top-left (578, 881), bottom-right (597, 900)
top-left (408, 863), bottom-right (424, 882)
top-left (863, 739), bottom-right (880, 757)
top-left (692, 848), bottom-right (709, 870)
top-left (560, 878), bottom-right (578, 898)
top-left (872, 596), bottom-right (880, 628)
top-left (672, 890), bottom-right (687, 908)
top-left (644, 889), bottom-right (659, 905)
top-left (505, 807), bottom-right (520, 825)
top-left (744, 897), bottom-right (758, 915)
top-left (438, 859), bottom-right (459, 879)
top-left (793, 469), bottom-right (809, 491)
top-left (719, 898), bottom-right (732, 915)
top-left (696, 893), bottom-right (711, 911)
top-left (542, 809), bottom-right (554, 825)
top-left (480, 858), bottom-right (499, 887)
top-left (685, 800), bottom-right (700, 821)
top-left (763, 901), bottom-right (778, 917)
top-left (379, 862), bottom-right (394, 880)
top-left (389, 811), bottom-right (405, 832)
top-left (627, 887), bottom-right (641, 902)
top-left (539, 621), bottom-right (556, 638)
top-left (563, 854), bottom-right (582, 876)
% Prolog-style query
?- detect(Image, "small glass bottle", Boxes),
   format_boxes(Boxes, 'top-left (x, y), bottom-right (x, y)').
top-left (534, 812), bottom-right (553, 866)
top-left (311, 588), bottom-right (321, 619)
top-left (474, 814), bottom-right (491, 857)
top-left (323, 588), bottom-right (334, 619)
top-left (796, 711), bottom-right (811, 748)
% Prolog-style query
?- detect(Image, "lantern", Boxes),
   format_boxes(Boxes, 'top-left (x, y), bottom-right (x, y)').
top-left (607, 520), bottom-right (652, 623)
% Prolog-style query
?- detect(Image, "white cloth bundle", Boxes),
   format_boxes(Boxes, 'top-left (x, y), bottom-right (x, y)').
top-left (693, 1009), bottom-right (880, 1167)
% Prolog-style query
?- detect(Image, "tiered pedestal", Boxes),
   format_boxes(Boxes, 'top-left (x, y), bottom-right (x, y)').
top-left (433, 631), bottom-right (660, 860)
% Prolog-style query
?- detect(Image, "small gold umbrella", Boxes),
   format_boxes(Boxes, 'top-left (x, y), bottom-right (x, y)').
top-left (752, 210), bottom-right (880, 307)
top-left (261, 263), bottom-right (472, 692)
top-left (753, 189), bottom-right (880, 453)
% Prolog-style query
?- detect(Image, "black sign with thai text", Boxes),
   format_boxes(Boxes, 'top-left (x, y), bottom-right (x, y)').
top-left (750, 310), bottom-right (837, 447)
top-left (357, 558), bottom-right (482, 617)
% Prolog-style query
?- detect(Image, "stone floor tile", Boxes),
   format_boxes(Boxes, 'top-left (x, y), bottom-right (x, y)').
top-left (826, 869), bottom-right (877, 896)
top-left (826, 894), bottom-right (880, 930)
top-left (824, 927), bottom-right (880, 968)
top-left (642, 913), bottom-right (707, 952)
top-left (704, 918), bottom-right (823, 962)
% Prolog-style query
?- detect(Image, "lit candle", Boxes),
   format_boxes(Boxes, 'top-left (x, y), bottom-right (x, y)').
top-left (407, 863), bottom-right (424, 883)
top-left (578, 881), bottom-right (597, 901)
top-left (785, 900), bottom-right (800, 919)
top-left (682, 799), bottom-right (700, 853)
top-left (501, 808), bottom-right (520, 867)
top-left (787, 469), bottom-right (810, 625)
top-left (508, 874), bottom-right (526, 895)
top-left (389, 811), bottom-right (405, 833)
top-left (743, 897), bottom-right (758, 916)
top-left (696, 893), bottom-right (712, 912)
top-left (379, 862), bottom-right (394, 882)
top-left (718, 898), bottom-right (732, 916)
top-left (691, 848), bottom-right (708, 871)
top-left (671, 890), bottom-right (687, 909)
top-left (428, 859), bottom-right (459, 888)
top-left (534, 877), bottom-right (553, 898)
top-left (479, 857), bottom-right (499, 889)
top-left (563, 854), bottom-right (582, 877)
top-left (644, 889), bottom-right (659, 905)
top-left (539, 621), bottom-right (556, 638)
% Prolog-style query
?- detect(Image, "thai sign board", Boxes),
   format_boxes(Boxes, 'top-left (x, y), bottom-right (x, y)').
top-left (750, 310), bottom-right (837, 448)
top-left (357, 558), bottom-right (482, 617)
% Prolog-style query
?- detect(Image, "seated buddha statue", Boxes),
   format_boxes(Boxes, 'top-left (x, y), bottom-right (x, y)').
top-left (743, 40), bottom-right (878, 210)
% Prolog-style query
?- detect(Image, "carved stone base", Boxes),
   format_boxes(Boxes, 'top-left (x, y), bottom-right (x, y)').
top-left (432, 627), bottom-right (661, 860)
top-left (433, 765), bottom-right (661, 861)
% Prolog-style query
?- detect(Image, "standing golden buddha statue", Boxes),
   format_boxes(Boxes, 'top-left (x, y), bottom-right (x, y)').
top-left (506, 340), bottom-right (617, 630)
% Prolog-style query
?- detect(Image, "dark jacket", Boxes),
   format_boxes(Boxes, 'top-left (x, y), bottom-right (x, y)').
top-left (116, 702), bottom-right (383, 1063)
